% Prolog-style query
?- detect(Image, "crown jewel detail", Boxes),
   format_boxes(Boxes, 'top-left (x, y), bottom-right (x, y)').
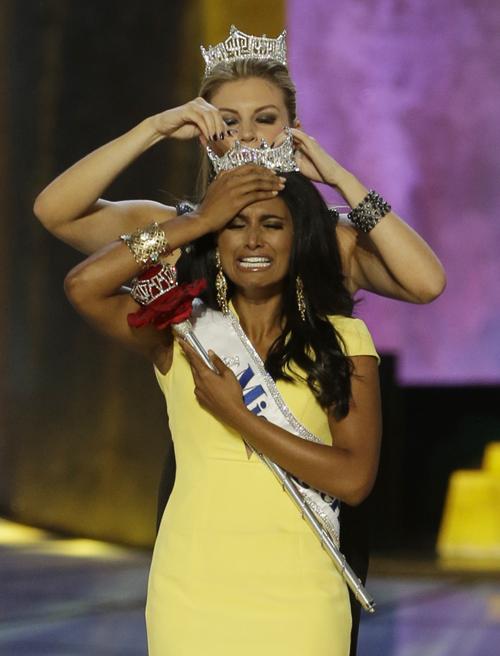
top-left (130, 263), bottom-right (178, 306)
top-left (200, 25), bottom-right (287, 76)
top-left (206, 129), bottom-right (299, 175)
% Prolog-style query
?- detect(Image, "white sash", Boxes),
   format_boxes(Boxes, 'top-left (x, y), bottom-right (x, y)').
top-left (189, 299), bottom-right (340, 546)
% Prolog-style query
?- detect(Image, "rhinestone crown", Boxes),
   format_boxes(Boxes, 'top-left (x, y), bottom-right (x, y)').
top-left (206, 129), bottom-right (299, 175)
top-left (200, 25), bottom-right (288, 76)
top-left (130, 263), bottom-right (178, 306)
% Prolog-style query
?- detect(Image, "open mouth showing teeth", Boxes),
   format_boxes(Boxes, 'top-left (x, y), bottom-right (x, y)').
top-left (237, 257), bottom-right (272, 269)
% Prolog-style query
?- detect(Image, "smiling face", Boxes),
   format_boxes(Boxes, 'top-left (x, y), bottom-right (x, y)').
top-left (209, 77), bottom-right (294, 150)
top-left (217, 194), bottom-right (294, 299)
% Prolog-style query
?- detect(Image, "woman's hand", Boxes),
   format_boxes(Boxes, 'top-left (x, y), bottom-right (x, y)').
top-left (196, 164), bottom-right (285, 232)
top-left (151, 97), bottom-right (233, 143)
top-left (179, 340), bottom-right (247, 427)
top-left (274, 127), bottom-right (346, 187)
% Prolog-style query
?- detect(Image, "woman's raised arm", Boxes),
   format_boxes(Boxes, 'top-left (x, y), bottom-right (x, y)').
top-left (63, 164), bottom-right (284, 368)
top-left (33, 99), bottom-right (231, 255)
top-left (334, 167), bottom-right (446, 304)
top-left (290, 128), bottom-right (447, 304)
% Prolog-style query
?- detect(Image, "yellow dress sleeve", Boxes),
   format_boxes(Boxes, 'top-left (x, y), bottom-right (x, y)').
top-left (328, 315), bottom-right (380, 364)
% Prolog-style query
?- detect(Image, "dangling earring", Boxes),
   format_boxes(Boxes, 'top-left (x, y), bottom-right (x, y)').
top-left (296, 275), bottom-right (306, 321)
top-left (215, 249), bottom-right (229, 314)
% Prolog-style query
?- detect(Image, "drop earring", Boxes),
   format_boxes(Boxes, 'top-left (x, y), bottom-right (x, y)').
top-left (296, 275), bottom-right (306, 321)
top-left (215, 249), bottom-right (229, 315)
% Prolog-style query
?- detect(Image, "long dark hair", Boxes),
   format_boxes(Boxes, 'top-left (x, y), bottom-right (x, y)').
top-left (176, 173), bottom-right (356, 419)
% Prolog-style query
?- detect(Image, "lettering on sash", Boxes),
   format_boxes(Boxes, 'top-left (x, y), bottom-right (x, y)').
top-left (293, 478), bottom-right (337, 507)
top-left (236, 364), bottom-right (268, 416)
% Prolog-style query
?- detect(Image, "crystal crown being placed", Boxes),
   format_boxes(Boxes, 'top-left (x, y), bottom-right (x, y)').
top-left (200, 25), bottom-right (288, 76)
top-left (206, 129), bottom-right (299, 176)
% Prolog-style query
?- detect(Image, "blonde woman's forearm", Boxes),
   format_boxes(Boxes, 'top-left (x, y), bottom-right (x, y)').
top-left (33, 116), bottom-right (164, 228)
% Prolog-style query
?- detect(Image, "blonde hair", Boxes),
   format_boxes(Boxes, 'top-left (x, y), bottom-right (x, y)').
top-left (195, 59), bottom-right (297, 200)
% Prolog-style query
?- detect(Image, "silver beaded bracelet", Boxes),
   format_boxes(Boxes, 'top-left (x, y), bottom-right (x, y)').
top-left (347, 190), bottom-right (391, 233)
top-left (327, 207), bottom-right (341, 222)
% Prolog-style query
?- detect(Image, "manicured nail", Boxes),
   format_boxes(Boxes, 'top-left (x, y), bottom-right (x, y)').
top-left (279, 176), bottom-right (286, 183)
top-left (219, 132), bottom-right (224, 140)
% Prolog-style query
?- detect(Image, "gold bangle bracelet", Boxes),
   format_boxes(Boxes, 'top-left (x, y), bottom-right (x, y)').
top-left (120, 221), bottom-right (171, 266)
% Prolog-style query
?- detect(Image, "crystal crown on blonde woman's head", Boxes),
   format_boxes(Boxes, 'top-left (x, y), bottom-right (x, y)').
top-left (200, 25), bottom-right (288, 76)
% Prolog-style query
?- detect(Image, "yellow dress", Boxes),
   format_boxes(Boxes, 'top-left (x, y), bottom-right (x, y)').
top-left (146, 309), bottom-right (379, 656)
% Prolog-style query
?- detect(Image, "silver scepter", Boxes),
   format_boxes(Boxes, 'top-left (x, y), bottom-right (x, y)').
top-left (172, 320), bottom-right (218, 371)
top-left (174, 322), bottom-right (376, 614)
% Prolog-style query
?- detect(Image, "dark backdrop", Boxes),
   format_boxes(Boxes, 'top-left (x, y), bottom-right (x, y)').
top-left (2, 0), bottom-right (202, 546)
